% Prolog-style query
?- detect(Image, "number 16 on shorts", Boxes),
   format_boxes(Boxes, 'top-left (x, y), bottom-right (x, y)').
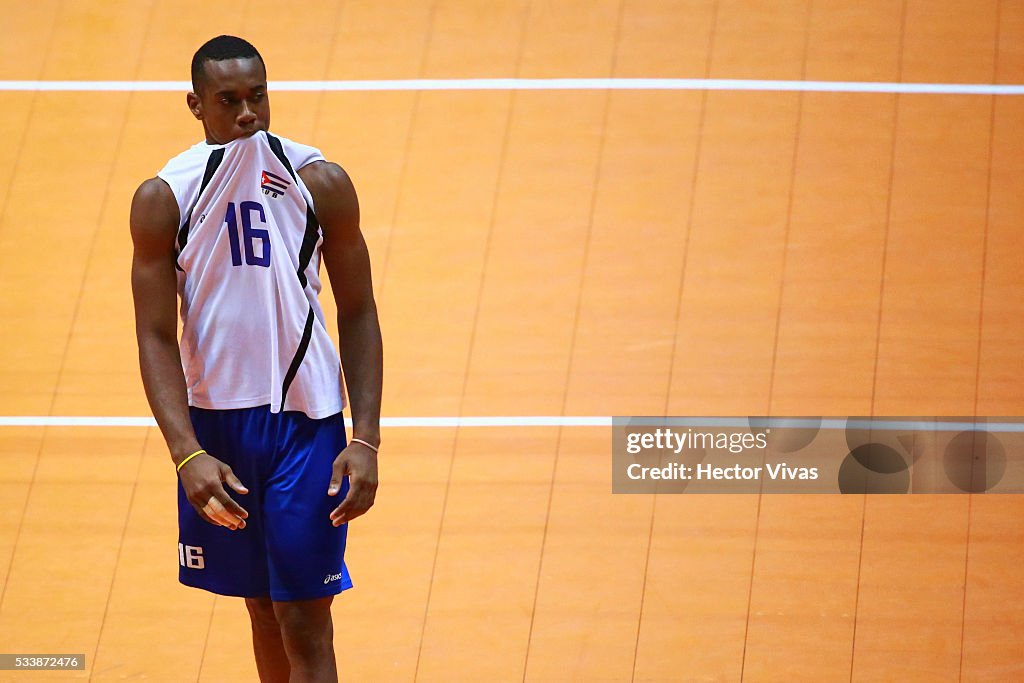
top-left (179, 543), bottom-right (205, 569)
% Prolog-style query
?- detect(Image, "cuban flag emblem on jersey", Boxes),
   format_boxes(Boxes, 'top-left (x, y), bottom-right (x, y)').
top-left (261, 170), bottom-right (290, 198)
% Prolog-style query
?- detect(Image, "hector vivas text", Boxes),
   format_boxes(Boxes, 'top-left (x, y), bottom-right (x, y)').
top-left (624, 427), bottom-right (819, 482)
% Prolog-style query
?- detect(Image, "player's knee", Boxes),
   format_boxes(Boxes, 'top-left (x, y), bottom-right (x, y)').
top-left (245, 597), bottom-right (279, 632)
top-left (274, 600), bottom-right (333, 655)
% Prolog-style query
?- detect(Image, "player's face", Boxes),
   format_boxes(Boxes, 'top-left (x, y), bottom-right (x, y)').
top-left (188, 57), bottom-right (271, 144)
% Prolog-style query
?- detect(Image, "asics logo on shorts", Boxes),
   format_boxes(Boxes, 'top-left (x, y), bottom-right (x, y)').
top-left (323, 572), bottom-right (344, 584)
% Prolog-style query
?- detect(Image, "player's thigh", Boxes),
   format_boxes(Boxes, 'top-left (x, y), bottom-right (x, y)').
top-left (178, 406), bottom-right (276, 597)
top-left (263, 412), bottom-right (350, 600)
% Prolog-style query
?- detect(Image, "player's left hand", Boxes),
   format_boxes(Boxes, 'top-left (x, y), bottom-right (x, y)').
top-left (328, 440), bottom-right (378, 526)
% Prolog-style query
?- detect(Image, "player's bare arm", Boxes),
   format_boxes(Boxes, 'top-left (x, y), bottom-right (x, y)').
top-left (130, 177), bottom-right (249, 530)
top-left (299, 161), bottom-right (382, 526)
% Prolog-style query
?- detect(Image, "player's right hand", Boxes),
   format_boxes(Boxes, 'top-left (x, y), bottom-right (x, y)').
top-left (178, 452), bottom-right (249, 530)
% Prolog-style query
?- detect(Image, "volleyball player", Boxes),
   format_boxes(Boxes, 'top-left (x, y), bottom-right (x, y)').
top-left (130, 35), bottom-right (382, 683)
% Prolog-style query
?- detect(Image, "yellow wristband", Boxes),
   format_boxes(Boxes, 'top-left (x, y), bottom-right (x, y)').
top-left (176, 449), bottom-right (206, 472)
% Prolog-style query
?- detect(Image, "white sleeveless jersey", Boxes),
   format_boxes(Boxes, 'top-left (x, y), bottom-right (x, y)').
top-left (157, 130), bottom-right (345, 418)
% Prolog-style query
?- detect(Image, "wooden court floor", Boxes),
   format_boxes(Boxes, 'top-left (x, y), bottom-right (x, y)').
top-left (2, 0), bottom-right (1024, 680)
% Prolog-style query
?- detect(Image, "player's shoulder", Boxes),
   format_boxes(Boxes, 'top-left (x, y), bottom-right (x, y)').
top-left (262, 131), bottom-right (325, 172)
top-left (130, 176), bottom-right (180, 237)
top-left (298, 160), bottom-right (358, 230)
top-left (298, 160), bottom-right (356, 211)
top-left (276, 130), bottom-right (354, 197)
top-left (298, 159), bottom-right (350, 186)
top-left (133, 176), bottom-right (175, 206)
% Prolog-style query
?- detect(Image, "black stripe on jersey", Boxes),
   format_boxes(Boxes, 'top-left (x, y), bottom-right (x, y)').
top-left (279, 306), bottom-right (316, 411)
top-left (175, 147), bottom-right (226, 269)
top-left (296, 207), bottom-right (321, 288)
top-left (266, 133), bottom-right (323, 289)
top-left (265, 134), bottom-right (297, 181)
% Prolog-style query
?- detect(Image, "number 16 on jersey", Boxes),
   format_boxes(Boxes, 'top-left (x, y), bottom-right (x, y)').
top-left (224, 200), bottom-right (271, 267)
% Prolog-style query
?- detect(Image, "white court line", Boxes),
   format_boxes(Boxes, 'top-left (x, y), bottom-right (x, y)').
top-left (1, 416), bottom-right (1023, 431)
top-left (0, 78), bottom-right (1023, 94)
top-left (0, 415), bottom-right (610, 428)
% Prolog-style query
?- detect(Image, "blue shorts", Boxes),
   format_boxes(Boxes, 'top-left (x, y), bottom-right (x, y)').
top-left (177, 405), bottom-right (353, 601)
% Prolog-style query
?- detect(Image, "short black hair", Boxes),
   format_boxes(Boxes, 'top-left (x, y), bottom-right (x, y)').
top-left (191, 35), bottom-right (265, 92)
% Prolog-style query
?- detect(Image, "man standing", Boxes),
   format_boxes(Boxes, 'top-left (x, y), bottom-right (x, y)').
top-left (130, 35), bottom-right (382, 682)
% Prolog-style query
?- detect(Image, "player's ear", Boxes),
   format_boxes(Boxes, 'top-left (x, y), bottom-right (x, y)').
top-left (187, 91), bottom-right (203, 120)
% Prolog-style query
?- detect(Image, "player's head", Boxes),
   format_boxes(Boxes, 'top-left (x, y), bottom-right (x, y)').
top-left (187, 35), bottom-right (270, 144)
